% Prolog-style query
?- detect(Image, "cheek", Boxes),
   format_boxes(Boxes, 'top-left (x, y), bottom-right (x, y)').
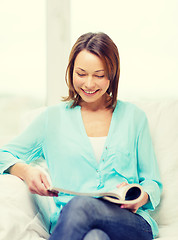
top-left (73, 75), bottom-right (83, 89)
top-left (100, 79), bottom-right (110, 90)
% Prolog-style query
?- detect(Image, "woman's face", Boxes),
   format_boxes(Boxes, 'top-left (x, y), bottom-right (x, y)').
top-left (73, 50), bottom-right (110, 108)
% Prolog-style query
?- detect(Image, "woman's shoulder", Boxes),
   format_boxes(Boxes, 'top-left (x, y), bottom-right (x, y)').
top-left (45, 101), bottom-right (78, 118)
top-left (46, 101), bottom-right (72, 111)
top-left (117, 99), bottom-right (146, 116)
top-left (116, 99), bottom-right (147, 125)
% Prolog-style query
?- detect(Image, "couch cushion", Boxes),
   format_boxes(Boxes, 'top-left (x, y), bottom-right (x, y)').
top-left (134, 100), bottom-right (178, 227)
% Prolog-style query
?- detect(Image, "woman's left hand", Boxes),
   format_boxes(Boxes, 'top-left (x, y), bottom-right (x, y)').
top-left (117, 182), bottom-right (149, 213)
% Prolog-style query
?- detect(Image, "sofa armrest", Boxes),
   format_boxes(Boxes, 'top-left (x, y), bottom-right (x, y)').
top-left (0, 174), bottom-right (50, 240)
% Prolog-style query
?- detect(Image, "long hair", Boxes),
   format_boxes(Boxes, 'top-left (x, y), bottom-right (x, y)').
top-left (64, 32), bottom-right (120, 110)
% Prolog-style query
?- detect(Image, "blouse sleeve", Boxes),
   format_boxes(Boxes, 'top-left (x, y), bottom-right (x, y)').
top-left (137, 114), bottom-right (162, 211)
top-left (0, 110), bottom-right (46, 174)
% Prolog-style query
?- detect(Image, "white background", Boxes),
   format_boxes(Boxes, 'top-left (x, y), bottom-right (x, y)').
top-left (0, 0), bottom-right (178, 136)
top-left (0, 0), bottom-right (46, 98)
top-left (71, 0), bottom-right (178, 101)
top-left (0, 0), bottom-right (177, 102)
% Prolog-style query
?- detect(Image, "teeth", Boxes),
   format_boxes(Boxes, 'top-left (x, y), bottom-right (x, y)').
top-left (84, 90), bottom-right (97, 94)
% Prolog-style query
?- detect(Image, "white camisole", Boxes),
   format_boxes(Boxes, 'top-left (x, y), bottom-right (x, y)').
top-left (89, 136), bottom-right (107, 163)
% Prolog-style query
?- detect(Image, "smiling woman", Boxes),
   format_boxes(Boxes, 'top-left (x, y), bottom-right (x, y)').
top-left (64, 32), bottom-right (120, 110)
top-left (0, 32), bottom-right (162, 240)
top-left (73, 50), bottom-right (110, 109)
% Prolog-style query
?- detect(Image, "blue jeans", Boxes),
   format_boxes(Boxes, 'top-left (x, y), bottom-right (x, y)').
top-left (49, 196), bottom-right (153, 240)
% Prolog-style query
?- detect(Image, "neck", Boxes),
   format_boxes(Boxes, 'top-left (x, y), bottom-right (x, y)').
top-left (80, 94), bottom-right (110, 112)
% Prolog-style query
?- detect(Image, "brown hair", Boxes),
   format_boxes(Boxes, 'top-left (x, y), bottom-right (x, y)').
top-left (64, 32), bottom-right (120, 110)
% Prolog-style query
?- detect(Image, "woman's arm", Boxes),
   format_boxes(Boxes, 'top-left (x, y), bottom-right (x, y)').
top-left (136, 114), bottom-right (162, 211)
top-left (0, 110), bottom-right (57, 197)
top-left (117, 113), bottom-right (162, 213)
top-left (0, 111), bottom-right (46, 174)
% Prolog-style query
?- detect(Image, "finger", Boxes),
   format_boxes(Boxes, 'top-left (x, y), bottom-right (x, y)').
top-left (40, 175), bottom-right (58, 197)
top-left (40, 173), bottom-right (51, 189)
top-left (120, 204), bottom-right (127, 209)
top-left (29, 176), bottom-right (48, 196)
top-left (38, 180), bottom-right (57, 197)
top-left (132, 209), bottom-right (137, 213)
top-left (28, 184), bottom-right (41, 195)
top-left (120, 204), bottom-right (137, 213)
top-left (30, 189), bottom-right (38, 194)
top-left (48, 191), bottom-right (58, 197)
top-left (117, 182), bottom-right (128, 188)
top-left (36, 181), bottom-right (50, 196)
top-left (30, 177), bottom-right (54, 196)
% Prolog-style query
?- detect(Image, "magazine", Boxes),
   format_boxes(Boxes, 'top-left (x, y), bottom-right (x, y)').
top-left (48, 183), bottom-right (144, 204)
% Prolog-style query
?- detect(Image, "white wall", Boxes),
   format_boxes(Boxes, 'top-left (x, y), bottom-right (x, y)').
top-left (0, 0), bottom-right (46, 137)
top-left (70, 0), bottom-right (178, 101)
top-left (0, 0), bottom-right (46, 99)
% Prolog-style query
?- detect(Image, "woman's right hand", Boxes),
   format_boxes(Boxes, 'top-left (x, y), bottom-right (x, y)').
top-left (9, 163), bottom-right (57, 197)
top-left (23, 165), bottom-right (52, 196)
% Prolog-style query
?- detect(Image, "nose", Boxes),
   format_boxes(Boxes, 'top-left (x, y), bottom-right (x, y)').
top-left (84, 75), bottom-right (95, 89)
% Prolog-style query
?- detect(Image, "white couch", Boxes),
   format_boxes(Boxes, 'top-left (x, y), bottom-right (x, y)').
top-left (0, 100), bottom-right (178, 240)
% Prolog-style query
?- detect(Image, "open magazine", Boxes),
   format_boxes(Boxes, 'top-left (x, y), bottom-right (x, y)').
top-left (48, 183), bottom-right (144, 205)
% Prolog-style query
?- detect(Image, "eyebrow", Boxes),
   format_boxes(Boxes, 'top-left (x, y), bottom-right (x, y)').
top-left (76, 67), bottom-right (104, 73)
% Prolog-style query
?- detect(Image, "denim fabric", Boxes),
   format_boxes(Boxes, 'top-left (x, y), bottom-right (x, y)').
top-left (49, 196), bottom-right (153, 240)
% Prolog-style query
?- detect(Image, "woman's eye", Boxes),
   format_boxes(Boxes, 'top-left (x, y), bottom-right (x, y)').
top-left (95, 75), bottom-right (104, 78)
top-left (77, 72), bottom-right (86, 77)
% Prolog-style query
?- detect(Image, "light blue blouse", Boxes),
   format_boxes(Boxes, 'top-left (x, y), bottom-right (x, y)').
top-left (0, 100), bottom-right (162, 238)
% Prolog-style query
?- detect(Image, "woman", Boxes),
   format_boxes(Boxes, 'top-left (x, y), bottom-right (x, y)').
top-left (0, 32), bottom-right (162, 240)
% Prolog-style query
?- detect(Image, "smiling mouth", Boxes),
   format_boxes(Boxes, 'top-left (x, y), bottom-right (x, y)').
top-left (82, 89), bottom-right (99, 95)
